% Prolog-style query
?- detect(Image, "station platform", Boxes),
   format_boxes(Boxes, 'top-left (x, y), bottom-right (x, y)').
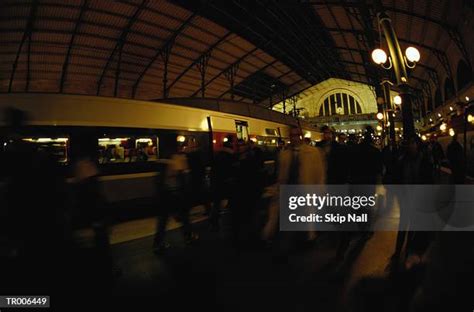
top-left (81, 206), bottom-right (399, 311)
top-left (108, 220), bottom-right (397, 311)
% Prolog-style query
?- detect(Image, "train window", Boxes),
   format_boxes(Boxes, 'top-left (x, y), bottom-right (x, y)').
top-left (98, 136), bottom-right (159, 164)
top-left (22, 137), bottom-right (69, 163)
top-left (235, 120), bottom-right (249, 141)
top-left (265, 128), bottom-right (278, 136)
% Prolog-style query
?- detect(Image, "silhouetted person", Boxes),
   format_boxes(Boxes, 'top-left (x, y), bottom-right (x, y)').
top-left (230, 140), bottom-right (265, 249)
top-left (446, 134), bottom-right (465, 184)
top-left (351, 126), bottom-right (383, 184)
top-left (209, 135), bottom-right (237, 231)
top-left (337, 133), bottom-right (347, 145)
top-left (262, 126), bottom-right (325, 244)
top-left (0, 107), bottom-right (69, 293)
top-left (153, 143), bottom-right (198, 254)
top-left (185, 139), bottom-right (207, 207)
top-left (391, 136), bottom-right (434, 271)
top-left (382, 139), bottom-right (399, 184)
top-left (71, 134), bottom-right (122, 288)
top-left (429, 136), bottom-right (444, 178)
top-left (317, 126), bottom-right (350, 184)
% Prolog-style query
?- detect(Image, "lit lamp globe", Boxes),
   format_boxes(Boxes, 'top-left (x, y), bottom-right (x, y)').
top-left (371, 49), bottom-right (387, 65)
top-left (376, 112), bottom-right (384, 120)
top-left (393, 95), bottom-right (402, 105)
top-left (405, 47), bottom-right (420, 63)
top-left (439, 123), bottom-right (447, 132)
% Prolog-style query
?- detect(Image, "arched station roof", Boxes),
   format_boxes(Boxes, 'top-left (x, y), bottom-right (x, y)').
top-left (0, 0), bottom-right (472, 108)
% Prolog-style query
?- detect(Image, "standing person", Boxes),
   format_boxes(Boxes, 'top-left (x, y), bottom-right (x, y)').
top-left (338, 133), bottom-right (347, 145)
top-left (334, 128), bottom-right (380, 261)
top-left (390, 136), bottom-right (434, 271)
top-left (351, 126), bottom-right (383, 185)
top-left (153, 143), bottom-right (198, 254)
top-left (446, 134), bottom-right (465, 184)
top-left (429, 136), bottom-right (444, 178)
top-left (316, 126), bottom-right (350, 184)
top-left (185, 139), bottom-right (207, 208)
top-left (230, 140), bottom-right (265, 249)
top-left (209, 136), bottom-right (237, 231)
top-left (382, 139), bottom-right (399, 184)
top-left (1, 107), bottom-right (69, 293)
top-left (262, 126), bottom-right (325, 243)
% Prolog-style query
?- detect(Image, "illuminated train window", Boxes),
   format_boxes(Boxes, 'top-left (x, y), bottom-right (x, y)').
top-left (98, 137), bottom-right (158, 164)
top-left (22, 138), bottom-right (69, 163)
top-left (265, 128), bottom-right (278, 136)
top-left (235, 120), bottom-right (249, 141)
top-left (318, 93), bottom-right (362, 116)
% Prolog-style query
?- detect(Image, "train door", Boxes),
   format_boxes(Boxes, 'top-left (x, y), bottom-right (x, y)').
top-left (235, 120), bottom-right (249, 141)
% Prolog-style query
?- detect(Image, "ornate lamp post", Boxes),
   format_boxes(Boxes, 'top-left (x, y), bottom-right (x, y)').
top-left (371, 11), bottom-right (421, 139)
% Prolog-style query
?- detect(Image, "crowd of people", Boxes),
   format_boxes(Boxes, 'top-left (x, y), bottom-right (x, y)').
top-left (0, 106), bottom-right (472, 310)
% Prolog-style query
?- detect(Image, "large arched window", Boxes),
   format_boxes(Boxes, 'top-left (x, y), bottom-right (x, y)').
top-left (318, 92), bottom-right (362, 116)
top-left (444, 78), bottom-right (455, 101)
top-left (456, 60), bottom-right (473, 91)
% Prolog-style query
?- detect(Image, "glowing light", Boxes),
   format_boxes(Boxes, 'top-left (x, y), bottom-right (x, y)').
top-left (429, 118), bottom-right (433, 122)
top-left (376, 125), bottom-right (382, 131)
top-left (137, 138), bottom-right (152, 143)
top-left (250, 137), bottom-right (257, 142)
top-left (212, 139), bottom-right (216, 144)
top-left (177, 135), bottom-right (186, 143)
top-left (304, 132), bottom-right (311, 138)
top-left (393, 95), bottom-right (402, 105)
top-left (466, 96), bottom-right (470, 102)
top-left (376, 112), bottom-right (384, 120)
top-left (371, 49), bottom-right (388, 65)
top-left (468, 114), bottom-right (474, 123)
top-left (271, 139), bottom-right (276, 144)
top-left (223, 137), bottom-right (228, 143)
top-left (421, 135), bottom-right (427, 141)
top-left (437, 113), bottom-right (442, 118)
top-left (449, 106), bottom-right (453, 111)
top-left (405, 47), bottom-right (420, 63)
top-left (386, 121), bottom-right (390, 127)
top-left (449, 128), bottom-right (455, 137)
top-left (440, 123), bottom-right (447, 132)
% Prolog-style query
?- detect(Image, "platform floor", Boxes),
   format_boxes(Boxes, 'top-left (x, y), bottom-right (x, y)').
top-left (103, 212), bottom-right (398, 311)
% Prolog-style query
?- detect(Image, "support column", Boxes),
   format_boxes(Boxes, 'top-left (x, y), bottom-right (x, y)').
top-left (196, 52), bottom-right (211, 98)
top-left (399, 85), bottom-right (416, 139)
top-left (161, 44), bottom-right (172, 99)
top-left (224, 62), bottom-right (239, 101)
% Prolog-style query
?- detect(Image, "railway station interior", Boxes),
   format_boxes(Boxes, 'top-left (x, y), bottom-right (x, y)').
top-left (1, 0), bottom-right (474, 311)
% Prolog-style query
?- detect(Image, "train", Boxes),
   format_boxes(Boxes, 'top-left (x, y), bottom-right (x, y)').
top-left (0, 93), bottom-right (321, 205)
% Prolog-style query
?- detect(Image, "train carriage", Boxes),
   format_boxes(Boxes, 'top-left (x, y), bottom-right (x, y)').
top-left (0, 94), bottom-right (321, 204)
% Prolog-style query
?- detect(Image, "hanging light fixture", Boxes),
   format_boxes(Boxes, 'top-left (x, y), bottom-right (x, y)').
top-left (393, 95), bottom-right (402, 105)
